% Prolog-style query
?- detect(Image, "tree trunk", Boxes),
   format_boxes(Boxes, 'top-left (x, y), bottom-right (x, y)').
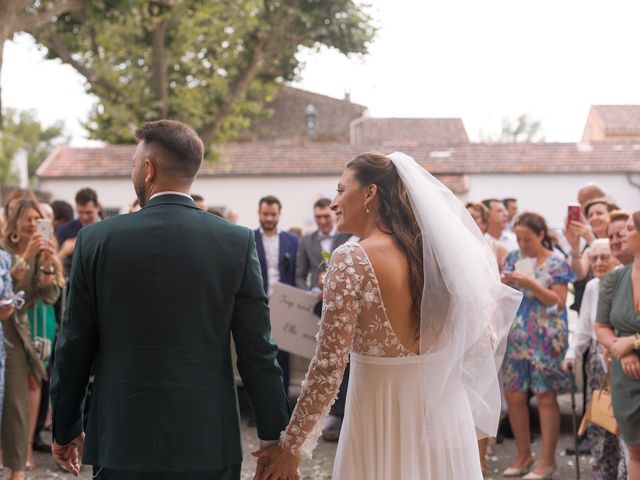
top-left (199, 39), bottom-right (267, 146)
top-left (150, 19), bottom-right (169, 118)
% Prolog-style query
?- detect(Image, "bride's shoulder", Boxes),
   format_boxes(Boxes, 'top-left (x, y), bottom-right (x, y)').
top-left (329, 242), bottom-right (370, 268)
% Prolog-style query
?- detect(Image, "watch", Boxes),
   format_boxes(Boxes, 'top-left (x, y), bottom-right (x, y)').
top-left (634, 333), bottom-right (640, 351)
top-left (39, 265), bottom-right (55, 275)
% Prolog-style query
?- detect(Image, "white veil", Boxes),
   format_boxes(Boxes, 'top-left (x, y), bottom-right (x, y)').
top-left (388, 152), bottom-right (522, 478)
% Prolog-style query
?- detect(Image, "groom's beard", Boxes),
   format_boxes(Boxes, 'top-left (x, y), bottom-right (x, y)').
top-left (134, 180), bottom-right (148, 207)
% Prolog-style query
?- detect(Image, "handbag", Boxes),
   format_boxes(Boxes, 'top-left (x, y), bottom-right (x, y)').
top-left (32, 301), bottom-right (52, 365)
top-left (578, 374), bottom-right (619, 437)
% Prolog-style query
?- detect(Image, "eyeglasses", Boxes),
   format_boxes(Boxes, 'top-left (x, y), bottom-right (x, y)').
top-left (589, 254), bottom-right (612, 263)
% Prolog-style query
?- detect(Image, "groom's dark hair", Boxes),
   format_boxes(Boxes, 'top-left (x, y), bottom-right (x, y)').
top-left (135, 120), bottom-right (204, 180)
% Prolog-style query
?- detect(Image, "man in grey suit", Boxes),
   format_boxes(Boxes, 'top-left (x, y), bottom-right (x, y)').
top-left (50, 120), bottom-right (290, 480)
top-left (295, 198), bottom-right (350, 442)
top-left (295, 198), bottom-right (351, 294)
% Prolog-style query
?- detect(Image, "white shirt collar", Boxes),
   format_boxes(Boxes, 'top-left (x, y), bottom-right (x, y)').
top-left (318, 226), bottom-right (337, 239)
top-left (259, 227), bottom-right (281, 236)
top-left (149, 191), bottom-right (193, 201)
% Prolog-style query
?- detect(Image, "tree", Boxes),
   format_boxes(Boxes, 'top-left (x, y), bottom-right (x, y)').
top-left (0, 108), bottom-right (67, 184)
top-left (0, 0), bottom-right (84, 127)
top-left (499, 113), bottom-right (544, 143)
top-left (27, 0), bottom-right (375, 148)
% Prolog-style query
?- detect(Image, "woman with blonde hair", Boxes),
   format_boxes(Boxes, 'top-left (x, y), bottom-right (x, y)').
top-left (1, 198), bottom-right (61, 480)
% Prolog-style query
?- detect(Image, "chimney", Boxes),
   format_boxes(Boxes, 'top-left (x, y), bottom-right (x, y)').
top-left (305, 104), bottom-right (317, 142)
top-left (344, 92), bottom-right (351, 103)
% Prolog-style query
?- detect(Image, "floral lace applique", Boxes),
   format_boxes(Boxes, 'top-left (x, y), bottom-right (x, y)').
top-left (279, 242), bottom-right (415, 458)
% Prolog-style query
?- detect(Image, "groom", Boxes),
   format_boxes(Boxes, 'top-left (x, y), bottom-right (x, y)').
top-left (50, 120), bottom-right (290, 479)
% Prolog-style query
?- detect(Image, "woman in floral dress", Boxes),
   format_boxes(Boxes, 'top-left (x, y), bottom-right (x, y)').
top-left (501, 212), bottom-right (575, 480)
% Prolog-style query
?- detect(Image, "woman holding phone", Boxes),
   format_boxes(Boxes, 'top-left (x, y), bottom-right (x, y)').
top-left (0, 199), bottom-right (62, 480)
top-left (501, 212), bottom-right (575, 479)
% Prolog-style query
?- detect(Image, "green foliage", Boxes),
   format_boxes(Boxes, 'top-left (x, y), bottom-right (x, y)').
top-left (34, 0), bottom-right (375, 147)
top-left (500, 114), bottom-right (544, 143)
top-left (0, 108), bottom-right (66, 184)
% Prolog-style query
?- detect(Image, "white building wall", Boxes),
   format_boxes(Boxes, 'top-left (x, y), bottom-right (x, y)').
top-left (38, 172), bottom-right (640, 233)
top-left (37, 175), bottom-right (342, 233)
top-left (463, 173), bottom-right (640, 227)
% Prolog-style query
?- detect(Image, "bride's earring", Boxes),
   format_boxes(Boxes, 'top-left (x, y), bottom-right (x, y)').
top-left (364, 204), bottom-right (370, 214)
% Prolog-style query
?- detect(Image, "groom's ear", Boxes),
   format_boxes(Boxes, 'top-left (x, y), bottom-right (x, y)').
top-left (144, 158), bottom-right (157, 183)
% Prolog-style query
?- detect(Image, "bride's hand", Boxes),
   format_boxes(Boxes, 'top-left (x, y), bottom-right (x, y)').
top-left (252, 444), bottom-right (301, 480)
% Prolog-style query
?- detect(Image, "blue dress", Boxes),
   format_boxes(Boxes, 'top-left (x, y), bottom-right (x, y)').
top-left (0, 250), bottom-right (14, 429)
top-left (501, 251), bottom-right (576, 394)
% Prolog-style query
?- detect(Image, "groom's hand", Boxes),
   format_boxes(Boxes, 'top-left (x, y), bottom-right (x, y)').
top-left (52, 433), bottom-right (85, 476)
top-left (252, 445), bottom-right (301, 480)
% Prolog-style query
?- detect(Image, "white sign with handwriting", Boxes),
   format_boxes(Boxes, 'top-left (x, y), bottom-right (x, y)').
top-left (270, 282), bottom-right (321, 359)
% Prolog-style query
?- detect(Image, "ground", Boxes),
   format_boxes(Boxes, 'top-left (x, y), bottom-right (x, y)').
top-left (13, 391), bottom-right (593, 479)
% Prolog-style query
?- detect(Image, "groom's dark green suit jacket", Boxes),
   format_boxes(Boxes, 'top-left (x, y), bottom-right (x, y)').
top-left (50, 194), bottom-right (290, 471)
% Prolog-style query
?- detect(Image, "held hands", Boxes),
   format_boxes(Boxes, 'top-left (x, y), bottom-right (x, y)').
top-left (52, 433), bottom-right (85, 476)
top-left (252, 444), bottom-right (301, 480)
top-left (24, 233), bottom-right (53, 262)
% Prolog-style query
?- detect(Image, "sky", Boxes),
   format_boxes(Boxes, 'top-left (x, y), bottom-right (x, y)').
top-left (2, 0), bottom-right (640, 145)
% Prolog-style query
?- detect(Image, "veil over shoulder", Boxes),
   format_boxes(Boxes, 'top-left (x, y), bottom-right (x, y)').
top-left (388, 152), bottom-right (522, 477)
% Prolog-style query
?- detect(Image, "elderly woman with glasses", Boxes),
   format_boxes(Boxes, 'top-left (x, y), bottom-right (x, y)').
top-left (562, 239), bottom-right (626, 479)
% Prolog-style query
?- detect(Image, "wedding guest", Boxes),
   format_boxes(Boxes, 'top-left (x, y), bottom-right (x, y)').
top-left (3, 189), bottom-right (39, 219)
top-left (254, 195), bottom-right (298, 396)
top-left (0, 250), bottom-right (16, 440)
top-left (501, 212), bottom-right (575, 479)
top-left (1, 199), bottom-right (61, 480)
top-left (207, 207), bottom-right (224, 217)
top-left (191, 194), bottom-right (206, 210)
top-left (567, 198), bottom-right (619, 281)
top-left (467, 201), bottom-right (508, 270)
top-left (596, 211), bottom-right (640, 480)
top-left (504, 197), bottom-right (519, 231)
top-left (295, 198), bottom-right (350, 442)
top-left (608, 210), bottom-right (633, 265)
top-left (56, 188), bottom-right (101, 276)
top-left (50, 200), bottom-right (73, 232)
top-left (129, 198), bottom-right (141, 213)
top-left (482, 198), bottom-right (518, 252)
top-left (561, 239), bottom-right (627, 479)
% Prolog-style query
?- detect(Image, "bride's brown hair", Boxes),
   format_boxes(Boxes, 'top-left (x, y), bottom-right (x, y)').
top-left (346, 152), bottom-right (424, 332)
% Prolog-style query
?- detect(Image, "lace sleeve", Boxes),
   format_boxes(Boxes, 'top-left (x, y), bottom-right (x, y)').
top-left (279, 243), bottom-right (364, 459)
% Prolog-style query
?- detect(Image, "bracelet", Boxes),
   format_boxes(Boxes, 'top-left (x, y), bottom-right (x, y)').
top-left (634, 333), bottom-right (640, 351)
top-left (14, 255), bottom-right (29, 272)
top-left (39, 265), bottom-right (55, 276)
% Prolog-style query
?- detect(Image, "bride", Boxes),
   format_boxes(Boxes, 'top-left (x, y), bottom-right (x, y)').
top-left (254, 152), bottom-right (522, 480)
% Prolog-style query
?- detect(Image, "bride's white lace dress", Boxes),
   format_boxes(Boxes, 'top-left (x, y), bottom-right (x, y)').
top-left (280, 242), bottom-right (484, 479)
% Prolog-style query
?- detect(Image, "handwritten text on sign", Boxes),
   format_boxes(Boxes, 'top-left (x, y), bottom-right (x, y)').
top-left (270, 282), bottom-right (321, 359)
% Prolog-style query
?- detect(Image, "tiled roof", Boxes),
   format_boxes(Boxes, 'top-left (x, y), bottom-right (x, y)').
top-left (237, 85), bottom-right (367, 143)
top-left (37, 141), bottom-right (640, 186)
top-left (592, 105), bottom-right (640, 134)
top-left (350, 118), bottom-right (469, 146)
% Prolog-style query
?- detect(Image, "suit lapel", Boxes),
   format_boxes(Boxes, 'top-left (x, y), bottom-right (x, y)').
top-left (311, 231), bottom-right (323, 255)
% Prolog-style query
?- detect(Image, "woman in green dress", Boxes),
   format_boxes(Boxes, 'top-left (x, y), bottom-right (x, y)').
top-left (596, 210), bottom-right (640, 479)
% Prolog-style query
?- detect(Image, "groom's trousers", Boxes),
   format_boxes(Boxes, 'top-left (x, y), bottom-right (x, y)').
top-left (93, 465), bottom-right (241, 480)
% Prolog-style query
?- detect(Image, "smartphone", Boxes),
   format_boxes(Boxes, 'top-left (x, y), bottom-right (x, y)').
top-left (36, 218), bottom-right (52, 239)
top-left (567, 203), bottom-right (581, 224)
top-left (514, 258), bottom-right (535, 279)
